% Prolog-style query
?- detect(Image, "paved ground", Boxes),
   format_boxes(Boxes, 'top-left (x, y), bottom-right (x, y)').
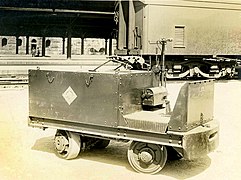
top-left (0, 80), bottom-right (241, 180)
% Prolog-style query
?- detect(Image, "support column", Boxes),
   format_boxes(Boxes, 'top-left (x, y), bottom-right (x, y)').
top-left (128, 0), bottom-right (135, 50)
top-left (81, 37), bottom-right (84, 55)
top-left (67, 33), bottom-right (72, 59)
top-left (118, 0), bottom-right (128, 49)
top-left (42, 36), bottom-right (46, 57)
top-left (105, 39), bottom-right (108, 55)
top-left (62, 37), bottom-right (65, 54)
top-left (26, 36), bottom-right (29, 54)
top-left (109, 38), bottom-right (112, 55)
top-left (16, 36), bottom-right (19, 54)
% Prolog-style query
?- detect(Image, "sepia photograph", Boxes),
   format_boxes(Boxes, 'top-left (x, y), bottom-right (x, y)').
top-left (0, 0), bottom-right (241, 179)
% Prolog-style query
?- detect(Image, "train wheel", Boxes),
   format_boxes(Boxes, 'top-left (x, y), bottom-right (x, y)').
top-left (54, 130), bottom-right (81, 160)
top-left (93, 139), bottom-right (110, 149)
top-left (127, 141), bottom-right (167, 174)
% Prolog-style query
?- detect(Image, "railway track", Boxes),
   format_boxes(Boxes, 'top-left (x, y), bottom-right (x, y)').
top-left (0, 75), bottom-right (28, 89)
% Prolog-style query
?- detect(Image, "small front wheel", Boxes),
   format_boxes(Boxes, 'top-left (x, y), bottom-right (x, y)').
top-left (54, 130), bottom-right (81, 160)
top-left (127, 141), bottom-right (167, 174)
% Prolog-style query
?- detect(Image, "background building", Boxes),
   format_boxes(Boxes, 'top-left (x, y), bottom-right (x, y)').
top-left (0, 36), bottom-right (116, 56)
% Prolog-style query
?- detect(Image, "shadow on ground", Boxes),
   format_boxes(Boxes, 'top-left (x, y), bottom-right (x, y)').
top-left (32, 136), bottom-right (211, 179)
top-left (31, 136), bottom-right (56, 154)
top-left (31, 136), bottom-right (131, 170)
top-left (162, 156), bottom-right (211, 179)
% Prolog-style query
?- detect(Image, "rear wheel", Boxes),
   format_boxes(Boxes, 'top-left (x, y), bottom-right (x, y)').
top-left (54, 130), bottom-right (81, 160)
top-left (127, 141), bottom-right (167, 174)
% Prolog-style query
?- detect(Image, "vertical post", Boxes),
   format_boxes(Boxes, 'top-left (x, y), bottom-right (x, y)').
top-left (105, 39), bottom-right (108, 55)
top-left (81, 37), bottom-right (84, 55)
top-left (118, 0), bottom-right (127, 50)
top-left (109, 38), bottom-right (112, 55)
top-left (62, 37), bottom-right (65, 54)
top-left (16, 36), bottom-right (19, 54)
top-left (128, 0), bottom-right (135, 50)
top-left (159, 38), bottom-right (172, 87)
top-left (67, 33), bottom-right (72, 59)
top-left (160, 41), bottom-right (166, 87)
top-left (42, 36), bottom-right (46, 57)
top-left (26, 36), bottom-right (29, 54)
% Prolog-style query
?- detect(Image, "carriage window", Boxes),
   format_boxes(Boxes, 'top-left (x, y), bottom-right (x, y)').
top-left (46, 39), bottom-right (51, 47)
top-left (31, 39), bottom-right (37, 43)
top-left (17, 39), bottom-right (22, 46)
top-left (174, 26), bottom-right (185, 48)
top-left (2, 38), bottom-right (7, 46)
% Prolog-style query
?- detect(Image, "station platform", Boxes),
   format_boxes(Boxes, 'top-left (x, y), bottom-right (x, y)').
top-left (0, 54), bottom-right (115, 78)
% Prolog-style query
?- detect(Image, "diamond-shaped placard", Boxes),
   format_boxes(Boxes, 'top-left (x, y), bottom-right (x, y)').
top-left (62, 86), bottom-right (77, 105)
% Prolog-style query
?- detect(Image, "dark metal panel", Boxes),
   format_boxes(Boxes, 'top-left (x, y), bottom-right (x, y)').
top-left (119, 71), bottom-right (156, 115)
top-left (168, 80), bottom-right (215, 132)
top-left (29, 70), bottom-right (119, 127)
top-left (117, 71), bottom-right (158, 127)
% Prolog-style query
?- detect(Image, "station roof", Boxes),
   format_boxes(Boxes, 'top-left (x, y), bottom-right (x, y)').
top-left (0, 0), bottom-right (117, 38)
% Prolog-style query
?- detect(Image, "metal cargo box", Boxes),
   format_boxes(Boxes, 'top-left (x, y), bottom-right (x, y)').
top-left (29, 69), bottom-right (157, 128)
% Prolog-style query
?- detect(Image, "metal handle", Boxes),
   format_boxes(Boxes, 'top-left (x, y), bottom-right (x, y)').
top-left (85, 74), bottom-right (94, 87)
top-left (46, 72), bottom-right (55, 83)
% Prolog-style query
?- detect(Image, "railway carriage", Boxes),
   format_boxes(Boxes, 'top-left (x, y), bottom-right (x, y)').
top-left (115, 0), bottom-right (241, 79)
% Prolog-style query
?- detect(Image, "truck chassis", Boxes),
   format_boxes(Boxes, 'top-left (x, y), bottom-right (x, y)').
top-left (28, 59), bottom-right (218, 174)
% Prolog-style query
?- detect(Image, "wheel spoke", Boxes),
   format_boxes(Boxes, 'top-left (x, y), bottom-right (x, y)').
top-left (54, 130), bottom-right (81, 160)
top-left (128, 141), bottom-right (167, 174)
